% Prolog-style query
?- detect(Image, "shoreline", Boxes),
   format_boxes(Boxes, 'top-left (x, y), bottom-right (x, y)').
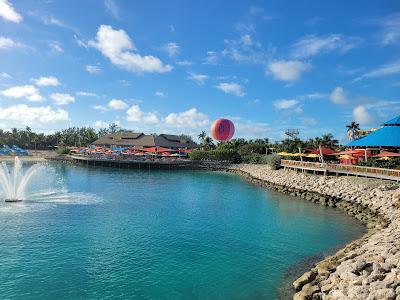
top-left (227, 164), bottom-right (400, 299)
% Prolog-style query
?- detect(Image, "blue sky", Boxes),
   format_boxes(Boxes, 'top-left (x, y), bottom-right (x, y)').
top-left (0, 0), bottom-right (400, 142)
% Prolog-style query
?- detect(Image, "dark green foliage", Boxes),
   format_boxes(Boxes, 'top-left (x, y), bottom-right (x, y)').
top-left (56, 146), bottom-right (70, 155)
top-left (357, 158), bottom-right (400, 170)
top-left (189, 149), bottom-right (241, 163)
top-left (265, 154), bottom-right (281, 170)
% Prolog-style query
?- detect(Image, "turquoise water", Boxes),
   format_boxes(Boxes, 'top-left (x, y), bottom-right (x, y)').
top-left (0, 163), bottom-right (365, 299)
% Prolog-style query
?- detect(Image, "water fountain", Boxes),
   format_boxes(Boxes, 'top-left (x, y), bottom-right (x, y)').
top-left (0, 157), bottom-right (42, 202)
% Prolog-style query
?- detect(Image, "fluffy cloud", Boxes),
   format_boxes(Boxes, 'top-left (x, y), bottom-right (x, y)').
top-left (32, 76), bottom-right (60, 87)
top-left (353, 105), bottom-right (373, 125)
top-left (164, 42), bottom-right (180, 57)
top-left (0, 36), bottom-right (24, 50)
top-left (0, 72), bottom-right (11, 79)
top-left (267, 60), bottom-right (311, 82)
top-left (291, 34), bottom-right (360, 58)
top-left (1, 85), bottom-right (43, 102)
top-left (86, 65), bottom-right (101, 74)
top-left (187, 72), bottom-right (208, 85)
top-left (89, 25), bottom-right (172, 73)
top-left (0, 104), bottom-right (68, 124)
top-left (108, 99), bottom-right (128, 110)
top-left (126, 105), bottom-right (159, 124)
top-left (354, 60), bottom-right (400, 81)
top-left (93, 120), bottom-right (109, 128)
top-left (0, 0), bottom-right (22, 23)
top-left (274, 99), bottom-right (299, 109)
top-left (155, 91), bottom-right (165, 97)
top-left (165, 108), bottom-right (209, 128)
top-left (329, 86), bottom-right (348, 104)
top-left (215, 82), bottom-right (245, 97)
top-left (50, 93), bottom-right (75, 105)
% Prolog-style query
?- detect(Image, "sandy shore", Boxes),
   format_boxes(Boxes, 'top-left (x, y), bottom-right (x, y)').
top-left (228, 164), bottom-right (400, 300)
top-left (0, 150), bottom-right (58, 162)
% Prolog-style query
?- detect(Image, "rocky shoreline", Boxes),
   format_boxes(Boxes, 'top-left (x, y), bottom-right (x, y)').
top-left (227, 164), bottom-right (400, 300)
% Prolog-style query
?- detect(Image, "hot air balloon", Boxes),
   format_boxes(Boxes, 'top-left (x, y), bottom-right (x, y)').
top-left (211, 118), bottom-right (235, 142)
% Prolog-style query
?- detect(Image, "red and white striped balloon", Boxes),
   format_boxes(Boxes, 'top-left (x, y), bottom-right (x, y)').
top-left (211, 118), bottom-right (235, 142)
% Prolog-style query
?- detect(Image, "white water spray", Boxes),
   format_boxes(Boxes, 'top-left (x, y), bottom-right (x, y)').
top-left (0, 157), bottom-right (42, 202)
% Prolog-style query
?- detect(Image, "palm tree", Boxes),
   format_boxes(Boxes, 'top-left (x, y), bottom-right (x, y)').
top-left (198, 131), bottom-right (206, 142)
top-left (346, 121), bottom-right (360, 140)
top-left (321, 134), bottom-right (339, 149)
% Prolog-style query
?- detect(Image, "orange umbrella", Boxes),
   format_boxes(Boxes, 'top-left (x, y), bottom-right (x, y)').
top-left (142, 147), bottom-right (157, 153)
top-left (373, 151), bottom-right (400, 157)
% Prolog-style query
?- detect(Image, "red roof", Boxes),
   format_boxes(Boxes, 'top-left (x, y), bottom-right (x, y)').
top-left (373, 151), bottom-right (400, 157)
top-left (306, 147), bottom-right (336, 155)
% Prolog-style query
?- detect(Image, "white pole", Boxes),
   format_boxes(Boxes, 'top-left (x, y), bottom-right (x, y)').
top-left (365, 148), bottom-right (368, 162)
top-left (299, 147), bottom-right (303, 162)
top-left (319, 145), bottom-right (324, 163)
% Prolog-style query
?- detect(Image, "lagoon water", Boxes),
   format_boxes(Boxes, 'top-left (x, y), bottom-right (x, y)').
top-left (0, 163), bottom-right (365, 299)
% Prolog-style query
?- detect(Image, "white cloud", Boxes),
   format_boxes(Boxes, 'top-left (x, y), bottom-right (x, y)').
top-left (104, 0), bottom-right (119, 19)
top-left (126, 105), bottom-right (159, 124)
top-left (165, 108), bottom-right (209, 128)
top-left (89, 25), bottom-right (172, 73)
top-left (176, 60), bottom-right (192, 66)
top-left (267, 60), bottom-right (311, 82)
top-left (235, 121), bottom-right (270, 138)
top-left (50, 93), bottom-right (75, 105)
top-left (0, 104), bottom-right (68, 124)
top-left (300, 93), bottom-right (327, 100)
top-left (378, 13), bottom-right (400, 45)
top-left (353, 105), bottom-right (373, 125)
top-left (93, 120), bottom-right (109, 128)
top-left (164, 42), bottom-right (180, 57)
top-left (0, 36), bottom-right (24, 50)
top-left (203, 51), bottom-right (219, 65)
top-left (329, 86), bottom-right (348, 104)
top-left (86, 65), bottom-right (101, 74)
top-left (215, 82), bottom-right (245, 97)
top-left (74, 34), bottom-right (88, 48)
top-left (94, 105), bottom-right (107, 111)
top-left (48, 41), bottom-right (63, 53)
top-left (354, 60), bottom-right (400, 81)
top-left (0, 0), bottom-right (22, 23)
top-left (187, 72), bottom-right (208, 85)
top-left (291, 34), bottom-right (360, 58)
top-left (302, 118), bottom-right (318, 126)
top-left (1, 85), bottom-right (43, 102)
top-left (108, 99), bottom-right (128, 110)
top-left (274, 99), bottom-right (298, 109)
top-left (0, 72), bottom-right (11, 79)
top-left (155, 91), bottom-right (165, 97)
top-left (76, 91), bottom-right (97, 97)
top-left (32, 76), bottom-right (60, 87)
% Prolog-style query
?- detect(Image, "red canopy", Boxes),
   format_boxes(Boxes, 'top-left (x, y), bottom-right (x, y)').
top-left (157, 147), bottom-right (174, 153)
top-left (373, 151), bottom-right (400, 157)
top-left (142, 147), bottom-right (157, 153)
top-left (331, 149), bottom-right (370, 157)
top-left (306, 147), bottom-right (336, 155)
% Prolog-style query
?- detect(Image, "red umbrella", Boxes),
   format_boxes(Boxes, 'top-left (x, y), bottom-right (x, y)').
top-left (305, 147), bottom-right (336, 155)
top-left (142, 147), bottom-right (157, 153)
top-left (373, 151), bottom-right (400, 157)
top-left (157, 147), bottom-right (174, 153)
top-left (331, 150), bottom-right (370, 157)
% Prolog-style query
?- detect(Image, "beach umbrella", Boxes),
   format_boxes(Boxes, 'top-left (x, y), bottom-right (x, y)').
top-left (377, 156), bottom-right (391, 160)
top-left (373, 151), bottom-right (400, 158)
top-left (306, 153), bottom-right (320, 158)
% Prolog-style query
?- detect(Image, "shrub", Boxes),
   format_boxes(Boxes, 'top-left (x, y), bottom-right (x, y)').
top-left (265, 154), bottom-right (281, 170)
top-left (189, 149), bottom-right (241, 163)
top-left (56, 146), bottom-right (70, 155)
top-left (241, 153), bottom-right (263, 164)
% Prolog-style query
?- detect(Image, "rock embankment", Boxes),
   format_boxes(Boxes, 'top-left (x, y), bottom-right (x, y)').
top-left (228, 164), bottom-right (400, 300)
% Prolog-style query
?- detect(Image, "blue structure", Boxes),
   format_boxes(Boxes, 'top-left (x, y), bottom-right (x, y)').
top-left (347, 115), bottom-right (400, 147)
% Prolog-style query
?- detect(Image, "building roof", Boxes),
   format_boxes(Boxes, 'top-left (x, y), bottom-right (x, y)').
top-left (383, 115), bottom-right (400, 126)
top-left (347, 115), bottom-right (400, 147)
top-left (93, 132), bottom-right (198, 149)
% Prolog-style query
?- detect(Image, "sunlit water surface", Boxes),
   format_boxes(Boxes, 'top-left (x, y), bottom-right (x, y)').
top-left (0, 163), bottom-right (365, 299)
